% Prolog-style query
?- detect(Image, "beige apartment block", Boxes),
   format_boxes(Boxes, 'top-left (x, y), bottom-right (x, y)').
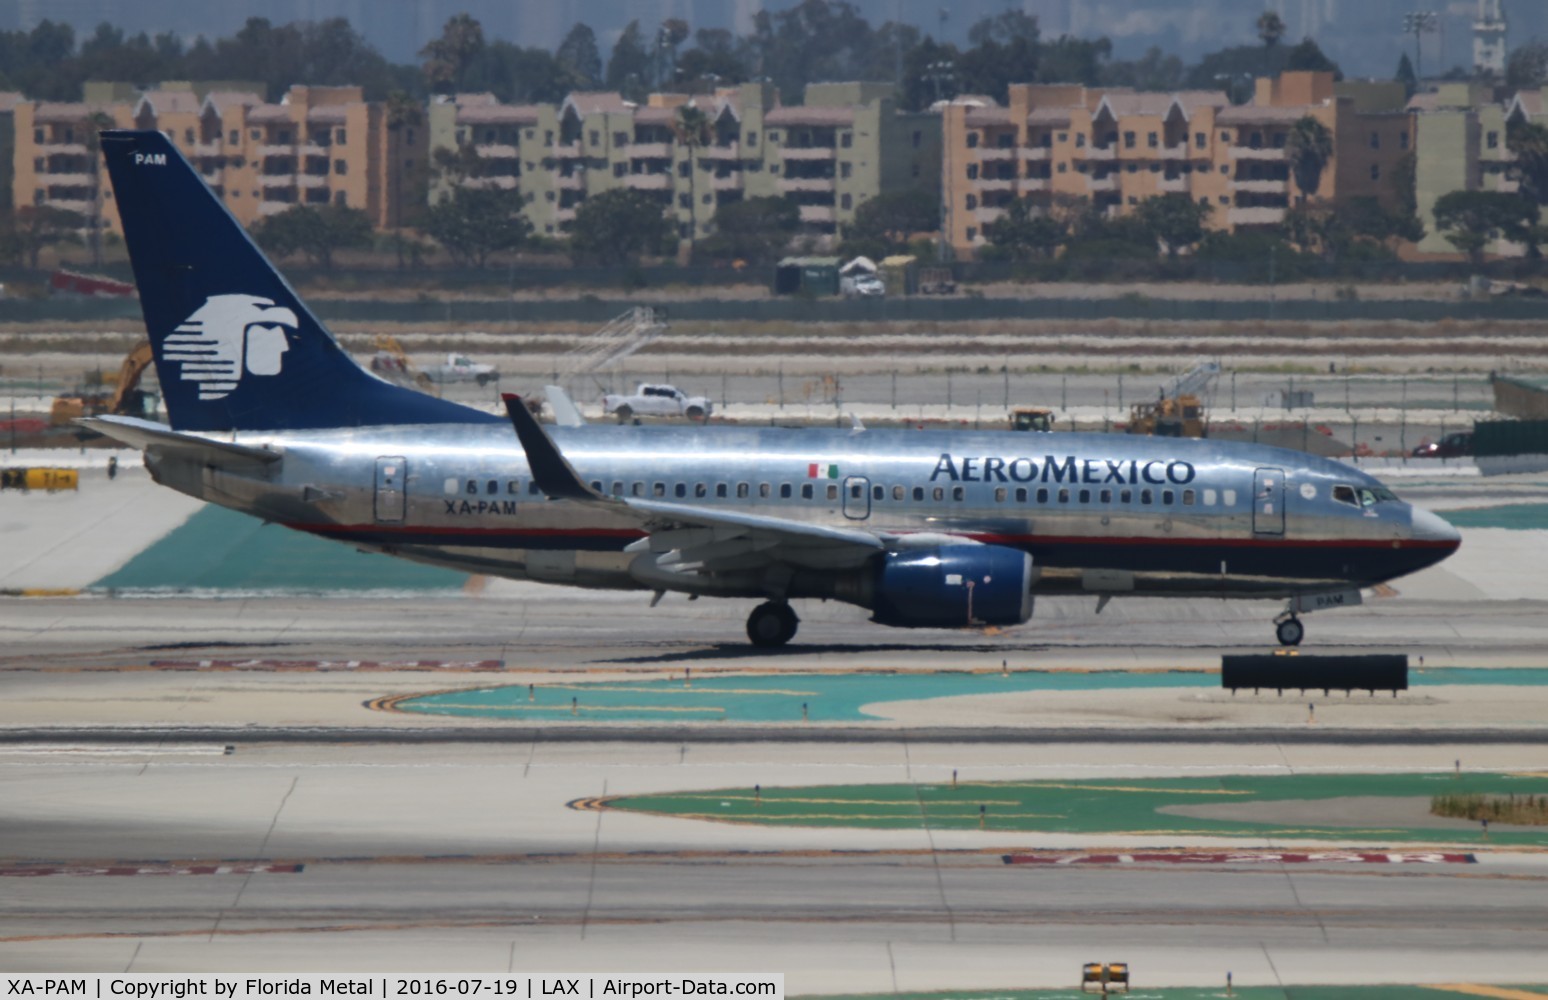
top-left (429, 81), bottom-right (940, 242)
top-left (942, 71), bottom-right (1416, 257)
top-left (13, 82), bottom-right (423, 238)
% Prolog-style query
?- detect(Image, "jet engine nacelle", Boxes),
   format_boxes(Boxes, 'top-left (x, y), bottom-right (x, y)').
top-left (870, 544), bottom-right (1034, 628)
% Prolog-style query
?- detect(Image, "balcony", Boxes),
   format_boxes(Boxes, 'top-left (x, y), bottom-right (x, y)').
top-left (711, 174), bottom-right (743, 190)
top-left (1160, 143), bottom-right (1190, 160)
top-left (41, 172), bottom-right (94, 186)
top-left (702, 143), bottom-right (740, 159)
top-left (974, 206), bottom-right (1005, 224)
top-left (1228, 206), bottom-right (1287, 226)
top-left (1086, 175), bottom-right (1117, 192)
top-left (555, 207), bottom-right (577, 222)
top-left (298, 174), bottom-right (328, 188)
top-left (625, 173), bottom-right (672, 190)
top-left (1082, 145), bottom-right (1117, 161)
top-left (39, 142), bottom-right (88, 156)
top-left (797, 205), bottom-right (835, 223)
top-left (46, 198), bottom-right (91, 215)
top-left (476, 143), bottom-right (518, 159)
top-left (975, 177), bottom-right (1016, 192)
top-left (1019, 147), bottom-right (1051, 161)
top-left (629, 142), bottom-right (672, 159)
top-left (779, 177), bottom-right (836, 193)
top-left (259, 174), bottom-right (296, 188)
top-left (555, 141), bottom-right (583, 158)
top-left (464, 175), bottom-right (518, 190)
top-left (257, 201), bottom-right (295, 216)
top-left (1229, 146), bottom-right (1286, 161)
top-left (299, 142), bottom-right (328, 157)
top-left (1229, 178), bottom-right (1288, 194)
top-left (978, 147), bottom-right (1016, 161)
top-left (193, 141), bottom-right (222, 156)
top-left (556, 173), bottom-right (584, 189)
top-left (1159, 176), bottom-right (1189, 193)
top-left (1021, 177), bottom-right (1048, 192)
top-left (201, 168), bottom-right (224, 185)
top-left (258, 143), bottom-right (296, 157)
top-left (781, 146), bottom-right (836, 160)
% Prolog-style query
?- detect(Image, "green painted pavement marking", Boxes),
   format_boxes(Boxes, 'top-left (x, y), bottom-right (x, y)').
top-left (93, 505), bottom-right (467, 593)
top-left (394, 668), bottom-right (1548, 724)
top-left (801, 988), bottom-right (1548, 1000)
top-left (607, 772), bottom-right (1548, 844)
top-left (1441, 503), bottom-right (1548, 530)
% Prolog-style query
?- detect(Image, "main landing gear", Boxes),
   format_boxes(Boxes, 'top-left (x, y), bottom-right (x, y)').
top-left (747, 601), bottom-right (799, 648)
top-left (1274, 614), bottom-right (1305, 647)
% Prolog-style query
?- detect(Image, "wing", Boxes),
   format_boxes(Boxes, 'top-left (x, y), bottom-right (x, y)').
top-left (501, 395), bottom-right (885, 581)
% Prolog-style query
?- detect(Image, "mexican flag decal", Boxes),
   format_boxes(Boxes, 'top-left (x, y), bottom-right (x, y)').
top-left (808, 463), bottom-right (839, 479)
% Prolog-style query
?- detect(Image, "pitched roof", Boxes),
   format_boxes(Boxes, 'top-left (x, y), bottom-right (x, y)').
top-left (135, 89), bottom-right (202, 115)
top-left (202, 90), bottom-right (263, 114)
top-left (1216, 105), bottom-right (1311, 125)
top-left (458, 103), bottom-right (541, 125)
top-left (765, 105), bottom-right (854, 126)
top-left (563, 91), bottom-right (634, 115)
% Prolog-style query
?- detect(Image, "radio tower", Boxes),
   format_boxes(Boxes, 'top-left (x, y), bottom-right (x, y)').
top-left (1474, 0), bottom-right (1508, 78)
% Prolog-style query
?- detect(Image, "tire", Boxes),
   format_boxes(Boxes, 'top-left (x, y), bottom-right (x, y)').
top-left (685, 405), bottom-right (705, 422)
top-left (614, 405), bottom-right (634, 424)
top-left (1276, 617), bottom-right (1305, 647)
top-left (747, 601), bottom-right (798, 648)
top-left (476, 374), bottom-right (491, 387)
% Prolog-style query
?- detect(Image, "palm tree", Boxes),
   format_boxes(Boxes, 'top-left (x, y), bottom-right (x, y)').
top-left (1257, 11), bottom-right (1286, 48)
top-left (1286, 115), bottom-right (1334, 205)
top-left (673, 104), bottom-right (712, 252)
top-left (83, 110), bottom-right (117, 267)
top-left (385, 91), bottom-right (426, 268)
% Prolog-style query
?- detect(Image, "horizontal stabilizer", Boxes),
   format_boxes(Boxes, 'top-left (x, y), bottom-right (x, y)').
top-left (80, 415), bottom-right (281, 465)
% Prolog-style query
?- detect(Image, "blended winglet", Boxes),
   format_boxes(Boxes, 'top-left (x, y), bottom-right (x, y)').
top-left (501, 394), bottom-right (603, 501)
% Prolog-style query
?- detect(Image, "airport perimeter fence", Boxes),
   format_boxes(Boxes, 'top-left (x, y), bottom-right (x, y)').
top-left (10, 294), bottom-right (1548, 326)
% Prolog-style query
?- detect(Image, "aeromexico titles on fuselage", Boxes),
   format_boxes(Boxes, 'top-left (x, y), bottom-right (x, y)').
top-left (927, 450), bottom-right (1197, 487)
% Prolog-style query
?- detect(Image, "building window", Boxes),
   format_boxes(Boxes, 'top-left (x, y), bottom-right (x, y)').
top-left (967, 132), bottom-right (979, 148)
top-left (768, 130), bottom-right (780, 143)
top-left (1400, 130), bottom-right (1409, 150)
top-left (840, 161), bottom-right (851, 178)
top-left (335, 129), bottom-right (346, 144)
top-left (841, 131), bottom-right (852, 148)
top-left (841, 193), bottom-right (852, 209)
top-left (965, 194), bottom-right (977, 209)
top-left (589, 130), bottom-right (599, 146)
top-left (1123, 131), bottom-right (1135, 148)
top-left (678, 161), bottom-right (690, 177)
top-left (966, 226), bottom-right (977, 241)
top-left (1147, 131), bottom-right (1158, 148)
top-left (1076, 133), bottom-right (1086, 148)
top-left (1219, 196), bottom-right (1229, 204)
top-left (678, 193), bottom-right (691, 208)
top-left (1057, 162), bottom-right (1067, 173)
top-left (614, 162), bottom-right (627, 177)
top-left (334, 191), bottom-right (346, 205)
top-left (1058, 132), bottom-right (1068, 142)
top-left (747, 130), bottom-right (758, 147)
top-left (912, 130), bottom-right (922, 148)
top-left (544, 130), bottom-right (554, 146)
top-left (334, 159), bottom-right (347, 175)
top-left (1370, 163), bottom-right (1381, 180)
top-left (1488, 131), bottom-right (1499, 149)
top-left (1195, 131), bottom-right (1206, 148)
top-left (613, 131), bottom-right (627, 146)
top-left (966, 163), bottom-right (978, 180)
top-left (702, 193), bottom-right (711, 204)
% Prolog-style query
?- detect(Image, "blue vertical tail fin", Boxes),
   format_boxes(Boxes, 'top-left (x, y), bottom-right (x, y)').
top-left (99, 129), bottom-right (499, 432)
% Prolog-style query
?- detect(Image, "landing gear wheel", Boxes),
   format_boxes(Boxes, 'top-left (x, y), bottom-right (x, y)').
top-left (746, 601), bottom-right (798, 648)
top-left (1276, 616), bottom-right (1304, 647)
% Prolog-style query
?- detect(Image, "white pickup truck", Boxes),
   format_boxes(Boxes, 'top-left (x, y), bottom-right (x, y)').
top-left (602, 383), bottom-right (713, 422)
top-left (426, 353), bottom-right (499, 386)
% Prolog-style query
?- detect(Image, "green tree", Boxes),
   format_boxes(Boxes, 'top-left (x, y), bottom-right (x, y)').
top-left (9, 205), bottom-right (84, 269)
top-left (1286, 115), bottom-right (1334, 204)
top-left (1506, 41), bottom-right (1548, 91)
top-left (1285, 37), bottom-right (1339, 74)
top-left (955, 10), bottom-right (1040, 102)
top-left (1136, 194), bottom-right (1212, 257)
top-left (1257, 11), bottom-right (1286, 48)
top-left (252, 204), bottom-right (372, 270)
top-left (1389, 152), bottom-right (1425, 242)
top-left (845, 190), bottom-right (940, 249)
top-left (606, 21), bottom-right (652, 99)
top-left (1508, 120), bottom-right (1548, 207)
top-left (423, 187), bottom-right (531, 268)
top-left (697, 196), bottom-right (799, 265)
top-left (1433, 190), bottom-right (1539, 264)
top-left (420, 13), bottom-right (485, 94)
top-left (983, 197), bottom-right (1067, 260)
top-left (1395, 53), bottom-right (1418, 97)
top-left (569, 189), bottom-right (673, 266)
top-left (555, 23), bottom-right (602, 87)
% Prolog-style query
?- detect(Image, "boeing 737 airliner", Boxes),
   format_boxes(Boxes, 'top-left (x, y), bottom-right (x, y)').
top-left (87, 130), bottom-right (1460, 647)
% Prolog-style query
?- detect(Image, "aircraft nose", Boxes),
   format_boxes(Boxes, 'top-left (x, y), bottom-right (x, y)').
top-left (1411, 507), bottom-right (1461, 550)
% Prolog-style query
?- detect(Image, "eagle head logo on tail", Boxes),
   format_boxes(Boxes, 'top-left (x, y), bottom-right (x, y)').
top-left (162, 294), bottom-right (299, 400)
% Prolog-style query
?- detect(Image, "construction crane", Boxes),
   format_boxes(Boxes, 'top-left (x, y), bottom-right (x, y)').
top-left (1127, 361), bottom-right (1219, 438)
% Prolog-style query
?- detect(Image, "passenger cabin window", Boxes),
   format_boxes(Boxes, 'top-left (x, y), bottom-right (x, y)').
top-left (444, 478), bottom-right (458, 495)
top-left (1015, 487), bottom-right (1027, 502)
top-left (952, 486), bottom-right (965, 502)
top-left (1099, 488), bottom-right (1112, 503)
top-left (780, 484), bottom-right (793, 499)
top-left (802, 484), bottom-right (814, 499)
top-left (893, 485), bottom-right (905, 501)
top-left (509, 480), bottom-right (522, 494)
top-left (695, 483), bottom-right (708, 498)
top-left (466, 479), bottom-right (478, 494)
top-left (850, 483), bottom-right (863, 499)
top-left (1203, 488), bottom-right (1217, 505)
top-left (933, 487), bottom-right (945, 501)
top-left (827, 484), bottom-right (839, 501)
top-left (611, 481), bottom-right (624, 496)
top-left (737, 483), bottom-right (750, 498)
top-left (654, 482), bottom-right (666, 497)
top-left (1078, 489), bottom-right (1090, 503)
top-left (1222, 489), bottom-right (1237, 506)
top-left (1036, 488), bottom-right (1049, 503)
top-left (633, 482), bottom-right (645, 497)
top-left (995, 487), bottom-right (1007, 502)
top-left (1162, 489), bottom-right (1174, 505)
top-left (1183, 489), bottom-right (1195, 505)
top-left (675, 483), bottom-right (687, 498)
top-left (716, 484), bottom-right (729, 498)
top-left (1141, 489), bottom-right (1153, 505)
top-left (872, 485), bottom-right (884, 501)
top-left (530, 482), bottom-right (542, 495)
top-left (1120, 488), bottom-right (1132, 503)
top-left (759, 483), bottom-right (772, 498)
top-left (1058, 488), bottom-right (1070, 503)
top-left (913, 486), bottom-right (925, 501)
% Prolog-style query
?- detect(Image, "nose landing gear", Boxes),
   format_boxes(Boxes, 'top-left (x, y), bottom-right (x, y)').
top-left (747, 601), bottom-right (799, 648)
top-left (1274, 613), bottom-right (1304, 647)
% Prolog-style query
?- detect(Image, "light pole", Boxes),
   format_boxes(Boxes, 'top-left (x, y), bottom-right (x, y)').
top-left (1403, 11), bottom-right (1439, 83)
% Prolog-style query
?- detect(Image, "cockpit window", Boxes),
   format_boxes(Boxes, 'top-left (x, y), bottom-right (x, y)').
top-left (1336, 483), bottom-right (1399, 508)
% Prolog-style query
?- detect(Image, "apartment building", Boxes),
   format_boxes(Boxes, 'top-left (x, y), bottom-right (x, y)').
top-left (429, 81), bottom-right (941, 240)
top-left (941, 71), bottom-right (1416, 256)
top-left (12, 82), bottom-right (424, 236)
top-left (1409, 82), bottom-right (1524, 256)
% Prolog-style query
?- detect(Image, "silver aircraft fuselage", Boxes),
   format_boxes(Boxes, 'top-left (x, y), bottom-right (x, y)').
top-left (145, 421), bottom-right (1460, 602)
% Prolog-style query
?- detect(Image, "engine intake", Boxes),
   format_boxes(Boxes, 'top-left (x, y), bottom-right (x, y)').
top-left (870, 544), bottom-right (1034, 628)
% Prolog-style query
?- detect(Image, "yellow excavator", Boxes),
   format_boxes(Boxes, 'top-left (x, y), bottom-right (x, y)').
top-left (369, 334), bottom-right (436, 391)
top-left (50, 340), bottom-right (158, 426)
top-left (1126, 361), bottom-right (1218, 439)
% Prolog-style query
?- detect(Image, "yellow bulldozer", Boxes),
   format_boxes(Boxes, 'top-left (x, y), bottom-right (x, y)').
top-left (1127, 394), bottom-right (1207, 438)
